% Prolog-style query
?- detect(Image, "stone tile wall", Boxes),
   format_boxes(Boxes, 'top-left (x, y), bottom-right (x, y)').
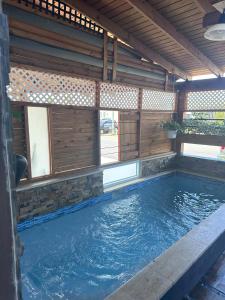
top-left (141, 153), bottom-right (176, 177)
top-left (176, 156), bottom-right (225, 179)
top-left (16, 170), bottom-right (103, 221)
top-left (19, 154), bottom-right (224, 223)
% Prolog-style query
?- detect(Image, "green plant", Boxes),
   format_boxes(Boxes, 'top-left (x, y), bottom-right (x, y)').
top-left (181, 119), bottom-right (225, 136)
top-left (162, 120), bottom-right (181, 131)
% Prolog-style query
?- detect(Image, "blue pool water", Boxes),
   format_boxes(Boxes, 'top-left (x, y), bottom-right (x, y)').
top-left (20, 172), bottom-right (225, 300)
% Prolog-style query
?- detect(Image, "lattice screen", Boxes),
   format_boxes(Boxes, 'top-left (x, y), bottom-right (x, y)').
top-left (187, 90), bottom-right (225, 111)
top-left (100, 82), bottom-right (139, 110)
top-left (8, 66), bottom-right (96, 107)
top-left (142, 89), bottom-right (176, 111)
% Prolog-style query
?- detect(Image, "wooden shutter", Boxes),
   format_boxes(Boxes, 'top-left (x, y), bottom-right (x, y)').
top-left (50, 106), bottom-right (98, 173)
top-left (119, 111), bottom-right (139, 161)
top-left (140, 112), bottom-right (172, 157)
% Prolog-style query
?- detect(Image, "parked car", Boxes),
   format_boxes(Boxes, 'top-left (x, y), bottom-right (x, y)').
top-left (100, 118), bottom-right (118, 134)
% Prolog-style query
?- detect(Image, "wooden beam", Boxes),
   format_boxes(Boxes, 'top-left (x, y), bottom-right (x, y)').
top-left (193, 0), bottom-right (216, 13)
top-left (103, 30), bottom-right (108, 81)
top-left (95, 82), bottom-right (101, 167)
top-left (176, 77), bottom-right (225, 92)
top-left (164, 71), bottom-right (169, 91)
top-left (112, 37), bottom-right (118, 82)
top-left (24, 106), bottom-right (32, 179)
top-left (137, 88), bottom-right (143, 158)
top-left (175, 90), bottom-right (187, 154)
top-left (65, 0), bottom-right (191, 79)
top-left (126, 0), bottom-right (223, 77)
top-left (178, 134), bottom-right (225, 146)
top-left (0, 11), bottom-right (20, 300)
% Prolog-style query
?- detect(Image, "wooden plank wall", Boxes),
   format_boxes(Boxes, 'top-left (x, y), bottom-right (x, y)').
top-left (50, 107), bottom-right (98, 173)
top-left (119, 111), bottom-right (139, 161)
top-left (4, 2), bottom-right (176, 91)
top-left (178, 134), bottom-right (225, 147)
top-left (11, 103), bottom-right (26, 157)
top-left (140, 112), bottom-right (172, 157)
top-left (11, 103), bottom-right (174, 181)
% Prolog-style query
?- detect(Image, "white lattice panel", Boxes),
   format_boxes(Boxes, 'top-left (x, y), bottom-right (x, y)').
top-left (100, 82), bottom-right (139, 109)
top-left (8, 67), bottom-right (96, 107)
top-left (187, 90), bottom-right (225, 111)
top-left (142, 89), bottom-right (176, 111)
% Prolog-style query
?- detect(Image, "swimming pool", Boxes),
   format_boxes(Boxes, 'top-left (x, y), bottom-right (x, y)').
top-left (19, 172), bottom-right (225, 300)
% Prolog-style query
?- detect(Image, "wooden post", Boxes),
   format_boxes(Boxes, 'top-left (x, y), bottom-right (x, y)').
top-left (112, 37), bottom-right (118, 82)
top-left (103, 30), bottom-right (108, 82)
top-left (175, 88), bottom-right (187, 154)
top-left (164, 71), bottom-right (169, 91)
top-left (47, 106), bottom-right (53, 175)
top-left (24, 106), bottom-right (32, 179)
top-left (0, 10), bottom-right (21, 300)
top-left (95, 81), bottom-right (101, 166)
top-left (137, 88), bottom-right (143, 158)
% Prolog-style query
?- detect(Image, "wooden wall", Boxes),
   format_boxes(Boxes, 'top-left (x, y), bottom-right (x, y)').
top-left (140, 112), bottom-right (172, 157)
top-left (50, 107), bottom-right (98, 173)
top-left (119, 111), bottom-right (139, 161)
top-left (11, 103), bottom-right (26, 158)
top-left (11, 103), bottom-right (173, 182)
top-left (6, 0), bottom-right (175, 181)
top-left (4, 1), bottom-right (175, 91)
top-left (11, 103), bottom-right (99, 179)
top-left (178, 134), bottom-right (225, 147)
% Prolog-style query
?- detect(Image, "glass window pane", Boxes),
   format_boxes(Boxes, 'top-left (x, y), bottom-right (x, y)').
top-left (103, 162), bottom-right (139, 186)
top-left (182, 143), bottom-right (224, 161)
top-left (28, 107), bottom-right (50, 177)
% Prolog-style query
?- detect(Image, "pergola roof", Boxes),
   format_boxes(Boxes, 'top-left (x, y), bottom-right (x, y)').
top-left (66, 0), bottom-right (225, 79)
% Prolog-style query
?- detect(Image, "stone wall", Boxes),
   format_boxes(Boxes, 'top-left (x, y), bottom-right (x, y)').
top-left (141, 153), bottom-right (176, 177)
top-left (19, 154), bottom-right (225, 223)
top-left (16, 170), bottom-right (103, 222)
top-left (176, 156), bottom-right (225, 179)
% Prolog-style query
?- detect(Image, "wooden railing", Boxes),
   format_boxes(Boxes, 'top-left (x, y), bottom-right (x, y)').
top-left (177, 134), bottom-right (225, 147)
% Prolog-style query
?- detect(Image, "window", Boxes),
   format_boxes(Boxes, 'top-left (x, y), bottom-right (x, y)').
top-left (27, 107), bottom-right (50, 177)
top-left (100, 110), bottom-right (119, 165)
top-left (103, 161), bottom-right (140, 187)
top-left (100, 110), bottom-right (139, 165)
top-left (182, 143), bottom-right (225, 161)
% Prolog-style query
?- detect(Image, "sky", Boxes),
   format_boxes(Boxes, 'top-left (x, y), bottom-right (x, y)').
top-left (176, 73), bottom-right (223, 82)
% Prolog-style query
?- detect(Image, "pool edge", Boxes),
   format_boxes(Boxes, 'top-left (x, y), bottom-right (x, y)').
top-left (17, 169), bottom-right (225, 231)
top-left (17, 170), bottom-right (176, 231)
top-left (106, 204), bottom-right (225, 300)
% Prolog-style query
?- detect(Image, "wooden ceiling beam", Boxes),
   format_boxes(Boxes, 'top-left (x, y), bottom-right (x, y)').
top-left (176, 76), bottom-right (225, 91)
top-left (65, 0), bottom-right (191, 79)
top-left (126, 0), bottom-right (224, 77)
top-left (193, 0), bottom-right (216, 14)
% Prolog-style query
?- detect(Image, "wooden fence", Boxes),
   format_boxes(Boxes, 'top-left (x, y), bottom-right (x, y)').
top-left (176, 80), bottom-right (225, 152)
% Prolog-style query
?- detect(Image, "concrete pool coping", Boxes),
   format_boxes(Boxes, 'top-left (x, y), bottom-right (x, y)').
top-left (106, 203), bottom-right (225, 300)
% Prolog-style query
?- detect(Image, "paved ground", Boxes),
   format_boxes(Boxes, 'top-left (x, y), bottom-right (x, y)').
top-left (101, 134), bottom-right (119, 165)
top-left (185, 252), bottom-right (225, 300)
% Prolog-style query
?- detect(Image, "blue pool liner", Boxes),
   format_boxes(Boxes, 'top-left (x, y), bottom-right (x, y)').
top-left (17, 171), bottom-right (225, 232)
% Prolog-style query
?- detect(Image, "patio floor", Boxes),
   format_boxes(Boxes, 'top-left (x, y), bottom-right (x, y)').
top-left (186, 251), bottom-right (225, 300)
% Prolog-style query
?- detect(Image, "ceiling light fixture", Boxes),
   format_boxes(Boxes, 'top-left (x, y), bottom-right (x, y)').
top-left (204, 9), bottom-right (225, 41)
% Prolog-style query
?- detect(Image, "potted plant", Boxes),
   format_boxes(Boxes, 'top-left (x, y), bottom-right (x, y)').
top-left (162, 120), bottom-right (181, 139)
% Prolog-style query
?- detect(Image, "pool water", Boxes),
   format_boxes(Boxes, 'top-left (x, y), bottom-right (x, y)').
top-left (20, 172), bottom-right (225, 300)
